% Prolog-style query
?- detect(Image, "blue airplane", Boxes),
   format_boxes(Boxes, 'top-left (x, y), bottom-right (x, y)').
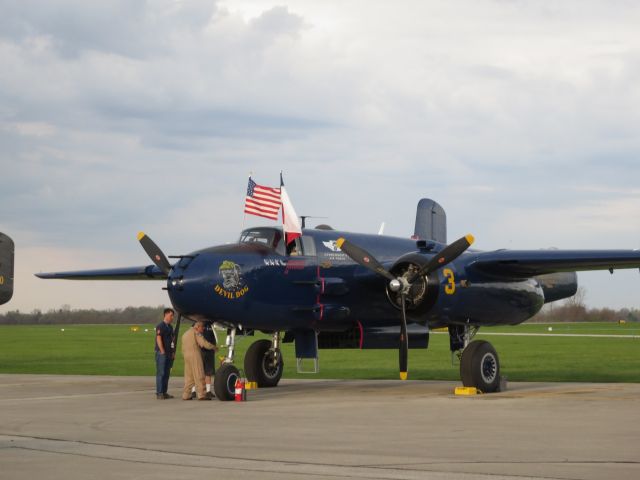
top-left (37, 199), bottom-right (640, 400)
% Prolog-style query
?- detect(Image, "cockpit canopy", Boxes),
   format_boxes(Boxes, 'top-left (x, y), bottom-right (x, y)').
top-left (239, 227), bottom-right (315, 257)
top-left (239, 227), bottom-right (286, 255)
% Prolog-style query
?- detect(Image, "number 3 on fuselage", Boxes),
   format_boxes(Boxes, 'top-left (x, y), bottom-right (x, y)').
top-left (443, 268), bottom-right (455, 295)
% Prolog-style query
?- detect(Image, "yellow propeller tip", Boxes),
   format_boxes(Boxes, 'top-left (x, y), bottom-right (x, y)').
top-left (400, 372), bottom-right (408, 381)
top-left (137, 232), bottom-right (146, 241)
top-left (336, 238), bottom-right (345, 249)
top-left (465, 234), bottom-right (475, 245)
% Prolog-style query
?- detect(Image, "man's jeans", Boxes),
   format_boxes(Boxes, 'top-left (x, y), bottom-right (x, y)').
top-left (155, 352), bottom-right (172, 394)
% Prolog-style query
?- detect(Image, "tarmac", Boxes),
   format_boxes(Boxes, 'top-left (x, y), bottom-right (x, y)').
top-left (1, 374), bottom-right (639, 480)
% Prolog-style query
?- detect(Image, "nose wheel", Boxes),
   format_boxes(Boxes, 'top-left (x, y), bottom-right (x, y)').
top-left (213, 363), bottom-right (241, 401)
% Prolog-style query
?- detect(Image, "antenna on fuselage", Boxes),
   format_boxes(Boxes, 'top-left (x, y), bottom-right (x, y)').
top-left (300, 216), bottom-right (328, 229)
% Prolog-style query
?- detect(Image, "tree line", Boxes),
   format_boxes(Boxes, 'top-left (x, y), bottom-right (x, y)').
top-left (0, 300), bottom-right (638, 325)
top-left (529, 287), bottom-right (639, 323)
top-left (0, 305), bottom-right (165, 325)
top-left (529, 304), bottom-right (639, 323)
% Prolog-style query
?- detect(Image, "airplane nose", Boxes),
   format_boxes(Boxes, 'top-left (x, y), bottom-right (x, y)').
top-left (166, 252), bottom-right (250, 318)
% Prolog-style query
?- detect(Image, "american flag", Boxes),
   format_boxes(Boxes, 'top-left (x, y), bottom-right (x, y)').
top-left (244, 177), bottom-right (281, 220)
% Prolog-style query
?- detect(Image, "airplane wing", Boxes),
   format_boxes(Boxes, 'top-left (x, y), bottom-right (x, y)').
top-left (468, 249), bottom-right (640, 278)
top-left (35, 265), bottom-right (167, 280)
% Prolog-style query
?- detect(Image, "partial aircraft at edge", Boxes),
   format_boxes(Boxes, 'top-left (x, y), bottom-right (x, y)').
top-left (0, 232), bottom-right (15, 305)
top-left (37, 199), bottom-right (640, 400)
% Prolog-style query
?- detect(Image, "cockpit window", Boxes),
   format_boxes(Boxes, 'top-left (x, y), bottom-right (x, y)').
top-left (239, 228), bottom-right (285, 254)
top-left (240, 228), bottom-right (317, 257)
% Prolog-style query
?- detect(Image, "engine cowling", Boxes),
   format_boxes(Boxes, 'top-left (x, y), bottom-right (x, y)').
top-left (385, 252), bottom-right (440, 317)
top-left (536, 272), bottom-right (578, 303)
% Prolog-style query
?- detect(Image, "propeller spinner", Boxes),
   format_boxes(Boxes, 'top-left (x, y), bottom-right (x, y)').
top-left (337, 235), bottom-right (474, 380)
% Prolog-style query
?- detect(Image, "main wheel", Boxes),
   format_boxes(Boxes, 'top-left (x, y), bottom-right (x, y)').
top-left (214, 363), bottom-right (240, 401)
top-left (460, 340), bottom-right (500, 393)
top-left (244, 339), bottom-right (284, 388)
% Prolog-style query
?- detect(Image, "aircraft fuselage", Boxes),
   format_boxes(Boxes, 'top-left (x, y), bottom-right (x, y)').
top-left (168, 227), bottom-right (552, 332)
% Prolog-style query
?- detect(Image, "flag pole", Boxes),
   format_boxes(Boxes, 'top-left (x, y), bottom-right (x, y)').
top-left (241, 172), bottom-right (252, 232)
top-left (280, 171), bottom-right (285, 242)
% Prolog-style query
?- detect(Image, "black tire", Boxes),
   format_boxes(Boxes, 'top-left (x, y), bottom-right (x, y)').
top-left (460, 340), bottom-right (500, 393)
top-left (244, 339), bottom-right (284, 388)
top-left (213, 363), bottom-right (240, 401)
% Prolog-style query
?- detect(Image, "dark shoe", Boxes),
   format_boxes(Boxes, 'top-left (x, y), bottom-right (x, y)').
top-left (197, 396), bottom-right (212, 401)
top-left (163, 393), bottom-right (174, 399)
top-left (190, 391), bottom-right (196, 400)
top-left (205, 391), bottom-right (214, 400)
top-left (156, 394), bottom-right (165, 400)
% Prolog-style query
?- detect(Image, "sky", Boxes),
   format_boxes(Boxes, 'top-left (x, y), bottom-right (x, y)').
top-left (1, 0), bottom-right (640, 312)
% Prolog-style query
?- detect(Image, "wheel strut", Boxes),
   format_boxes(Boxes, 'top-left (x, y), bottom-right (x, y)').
top-left (449, 323), bottom-right (479, 365)
top-left (224, 327), bottom-right (237, 364)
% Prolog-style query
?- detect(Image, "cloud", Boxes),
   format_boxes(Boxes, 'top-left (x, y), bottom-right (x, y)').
top-left (0, 0), bottom-right (218, 58)
top-left (1, 0), bottom-right (640, 310)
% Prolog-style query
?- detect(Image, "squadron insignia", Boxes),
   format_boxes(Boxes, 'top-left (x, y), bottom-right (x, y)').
top-left (214, 260), bottom-right (249, 299)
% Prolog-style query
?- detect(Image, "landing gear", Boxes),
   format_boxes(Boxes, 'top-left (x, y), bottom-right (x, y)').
top-left (244, 333), bottom-right (284, 388)
top-left (213, 327), bottom-right (241, 401)
top-left (215, 328), bottom-right (283, 398)
top-left (450, 325), bottom-right (501, 393)
top-left (460, 340), bottom-right (500, 393)
top-left (214, 363), bottom-right (240, 401)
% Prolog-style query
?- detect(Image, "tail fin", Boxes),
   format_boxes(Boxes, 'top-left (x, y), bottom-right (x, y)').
top-left (413, 198), bottom-right (446, 243)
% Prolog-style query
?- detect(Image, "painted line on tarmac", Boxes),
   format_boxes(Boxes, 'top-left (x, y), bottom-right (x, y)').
top-left (0, 434), bottom-right (520, 480)
top-left (432, 332), bottom-right (640, 339)
top-left (0, 390), bottom-right (148, 403)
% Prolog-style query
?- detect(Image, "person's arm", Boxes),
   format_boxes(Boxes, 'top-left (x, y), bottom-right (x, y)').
top-left (156, 331), bottom-right (166, 354)
top-left (196, 334), bottom-right (217, 351)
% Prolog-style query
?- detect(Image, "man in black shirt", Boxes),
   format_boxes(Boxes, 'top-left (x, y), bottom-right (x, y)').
top-left (155, 308), bottom-right (175, 399)
top-left (202, 323), bottom-right (218, 399)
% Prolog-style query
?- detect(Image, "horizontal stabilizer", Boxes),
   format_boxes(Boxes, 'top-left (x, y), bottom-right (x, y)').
top-left (35, 264), bottom-right (167, 280)
top-left (469, 249), bottom-right (640, 278)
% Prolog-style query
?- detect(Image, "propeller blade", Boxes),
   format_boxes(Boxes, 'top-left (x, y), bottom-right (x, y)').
top-left (137, 232), bottom-right (172, 275)
top-left (409, 234), bottom-right (474, 283)
top-left (399, 294), bottom-right (408, 380)
top-left (336, 237), bottom-right (396, 282)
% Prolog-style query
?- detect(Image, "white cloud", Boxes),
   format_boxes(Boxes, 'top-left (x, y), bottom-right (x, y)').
top-left (1, 0), bottom-right (640, 310)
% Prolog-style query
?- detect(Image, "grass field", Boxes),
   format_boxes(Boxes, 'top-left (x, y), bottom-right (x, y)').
top-left (0, 323), bottom-right (638, 382)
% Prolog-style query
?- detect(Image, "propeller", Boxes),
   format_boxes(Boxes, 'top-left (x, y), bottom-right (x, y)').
top-left (138, 232), bottom-right (180, 363)
top-left (407, 234), bottom-right (474, 283)
top-left (336, 235), bottom-right (474, 380)
top-left (137, 232), bottom-right (172, 275)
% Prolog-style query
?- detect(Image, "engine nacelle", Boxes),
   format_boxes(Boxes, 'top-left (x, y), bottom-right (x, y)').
top-left (536, 272), bottom-right (578, 303)
top-left (385, 252), bottom-right (440, 317)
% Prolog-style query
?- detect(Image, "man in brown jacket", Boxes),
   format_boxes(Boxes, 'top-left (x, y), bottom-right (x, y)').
top-left (182, 321), bottom-right (217, 400)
